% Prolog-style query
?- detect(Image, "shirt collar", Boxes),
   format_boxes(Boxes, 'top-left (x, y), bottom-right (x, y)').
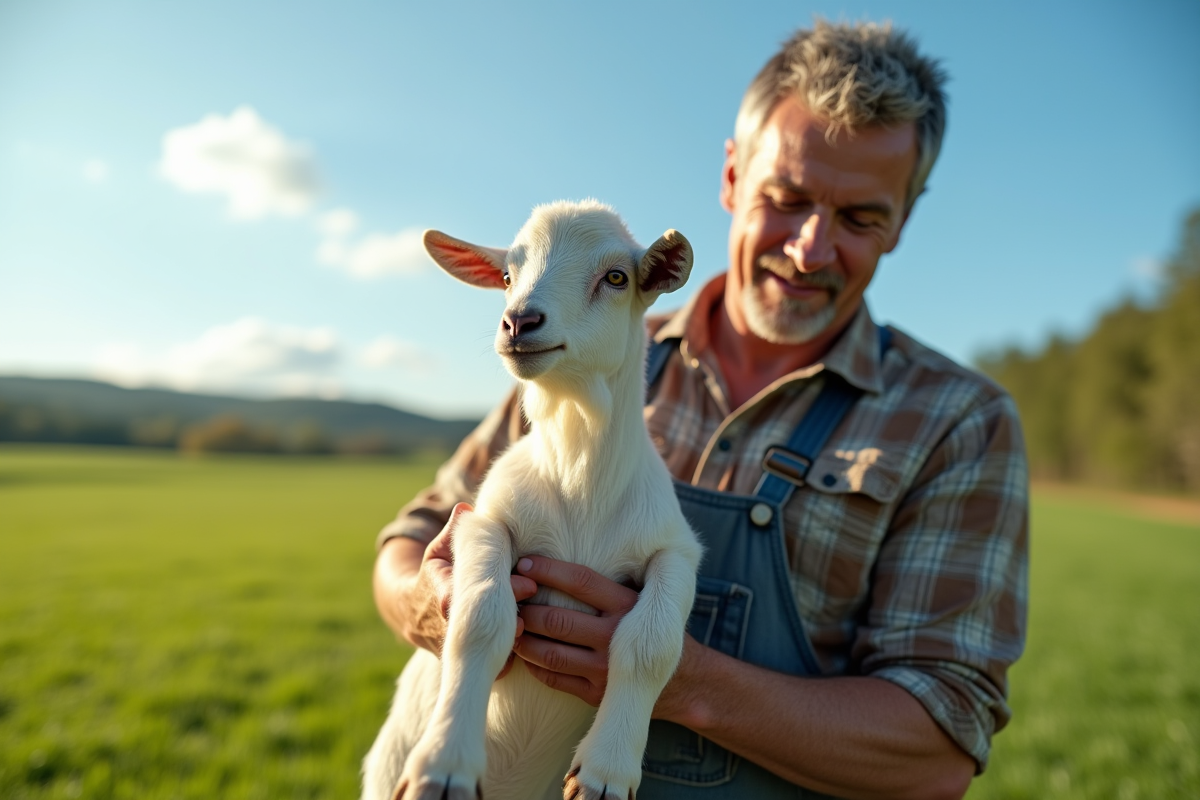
top-left (653, 272), bottom-right (886, 395)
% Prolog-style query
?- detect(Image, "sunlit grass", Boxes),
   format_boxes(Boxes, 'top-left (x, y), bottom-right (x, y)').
top-left (0, 445), bottom-right (435, 799)
top-left (966, 493), bottom-right (1200, 799)
top-left (2, 445), bottom-right (1198, 798)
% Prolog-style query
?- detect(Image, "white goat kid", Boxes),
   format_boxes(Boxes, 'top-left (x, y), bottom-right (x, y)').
top-left (362, 200), bottom-right (702, 800)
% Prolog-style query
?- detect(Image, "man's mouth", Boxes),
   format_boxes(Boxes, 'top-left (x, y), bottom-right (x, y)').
top-left (767, 273), bottom-right (829, 298)
top-left (756, 257), bottom-right (844, 298)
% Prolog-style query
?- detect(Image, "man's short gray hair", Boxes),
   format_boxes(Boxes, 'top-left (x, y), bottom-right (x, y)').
top-left (734, 19), bottom-right (948, 210)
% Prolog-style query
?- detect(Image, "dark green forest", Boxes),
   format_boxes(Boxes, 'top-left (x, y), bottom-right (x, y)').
top-left (978, 208), bottom-right (1200, 494)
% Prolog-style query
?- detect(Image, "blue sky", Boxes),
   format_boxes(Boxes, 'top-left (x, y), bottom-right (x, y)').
top-left (1, 0), bottom-right (1197, 417)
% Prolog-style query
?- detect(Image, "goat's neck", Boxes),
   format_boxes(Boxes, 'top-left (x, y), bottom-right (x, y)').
top-left (521, 334), bottom-right (649, 503)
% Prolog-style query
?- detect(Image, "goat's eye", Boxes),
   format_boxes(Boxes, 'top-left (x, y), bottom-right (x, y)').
top-left (604, 269), bottom-right (628, 288)
top-left (503, 272), bottom-right (511, 288)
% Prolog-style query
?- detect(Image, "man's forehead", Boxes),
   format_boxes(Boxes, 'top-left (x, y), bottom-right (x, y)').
top-left (750, 102), bottom-right (917, 204)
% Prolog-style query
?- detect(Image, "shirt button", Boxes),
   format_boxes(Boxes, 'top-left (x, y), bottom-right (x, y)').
top-left (822, 473), bottom-right (838, 487)
top-left (717, 438), bottom-right (731, 451)
top-left (749, 502), bottom-right (774, 527)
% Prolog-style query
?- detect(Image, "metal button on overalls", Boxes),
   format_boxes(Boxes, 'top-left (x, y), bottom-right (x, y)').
top-left (748, 502), bottom-right (773, 526)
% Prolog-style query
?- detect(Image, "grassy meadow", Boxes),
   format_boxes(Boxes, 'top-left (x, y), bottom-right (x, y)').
top-left (0, 445), bottom-right (432, 799)
top-left (1, 445), bottom-right (1198, 799)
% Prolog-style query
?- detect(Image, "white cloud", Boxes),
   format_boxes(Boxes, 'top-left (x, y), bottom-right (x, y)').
top-left (360, 336), bottom-right (433, 372)
top-left (157, 107), bottom-right (429, 281)
top-left (318, 227), bottom-right (430, 278)
top-left (82, 159), bottom-right (110, 183)
top-left (317, 207), bottom-right (359, 238)
top-left (94, 317), bottom-right (343, 398)
top-left (159, 106), bottom-right (319, 220)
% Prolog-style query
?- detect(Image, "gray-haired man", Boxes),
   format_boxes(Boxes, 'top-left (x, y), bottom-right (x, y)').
top-left (375, 20), bottom-right (1028, 800)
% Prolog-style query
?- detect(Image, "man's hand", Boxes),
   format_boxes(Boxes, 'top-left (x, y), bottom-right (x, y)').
top-left (401, 503), bottom-right (463, 654)
top-left (373, 503), bottom-right (537, 676)
top-left (511, 555), bottom-right (706, 721)
top-left (511, 555), bottom-right (642, 706)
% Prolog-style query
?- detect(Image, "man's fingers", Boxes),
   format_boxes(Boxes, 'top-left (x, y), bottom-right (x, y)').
top-left (518, 604), bottom-right (611, 648)
top-left (514, 632), bottom-right (605, 677)
top-left (433, 502), bottom-right (473, 545)
top-left (426, 503), bottom-right (472, 565)
top-left (510, 574), bottom-right (538, 603)
top-left (447, 501), bottom-right (474, 525)
top-left (523, 662), bottom-right (598, 704)
top-left (515, 556), bottom-right (638, 614)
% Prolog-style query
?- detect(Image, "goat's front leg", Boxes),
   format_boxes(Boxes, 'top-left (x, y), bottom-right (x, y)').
top-left (395, 514), bottom-right (515, 800)
top-left (565, 545), bottom-right (697, 800)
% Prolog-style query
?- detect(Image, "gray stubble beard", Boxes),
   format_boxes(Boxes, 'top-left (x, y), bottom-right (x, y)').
top-left (741, 260), bottom-right (844, 345)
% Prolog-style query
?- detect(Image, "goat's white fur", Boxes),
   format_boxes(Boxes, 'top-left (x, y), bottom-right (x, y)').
top-left (362, 201), bottom-right (702, 800)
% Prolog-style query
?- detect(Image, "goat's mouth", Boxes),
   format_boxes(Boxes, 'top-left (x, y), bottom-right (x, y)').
top-left (498, 343), bottom-right (566, 379)
top-left (499, 344), bottom-right (566, 357)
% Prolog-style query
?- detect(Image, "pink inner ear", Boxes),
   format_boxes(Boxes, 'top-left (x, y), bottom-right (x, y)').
top-left (640, 237), bottom-right (690, 293)
top-left (429, 238), bottom-right (507, 290)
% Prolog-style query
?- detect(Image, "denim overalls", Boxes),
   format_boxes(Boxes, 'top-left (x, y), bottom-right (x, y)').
top-left (638, 331), bottom-right (890, 800)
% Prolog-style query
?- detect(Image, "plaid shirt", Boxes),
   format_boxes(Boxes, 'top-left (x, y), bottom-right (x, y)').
top-left (379, 273), bottom-right (1030, 771)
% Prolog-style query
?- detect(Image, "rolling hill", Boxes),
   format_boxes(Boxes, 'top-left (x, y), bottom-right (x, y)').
top-left (0, 376), bottom-right (481, 454)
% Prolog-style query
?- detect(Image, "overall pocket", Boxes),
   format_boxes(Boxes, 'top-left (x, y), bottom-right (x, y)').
top-left (642, 576), bottom-right (752, 786)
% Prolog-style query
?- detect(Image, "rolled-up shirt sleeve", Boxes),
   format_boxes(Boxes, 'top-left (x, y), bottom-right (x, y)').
top-left (375, 386), bottom-right (527, 550)
top-left (852, 392), bottom-right (1030, 772)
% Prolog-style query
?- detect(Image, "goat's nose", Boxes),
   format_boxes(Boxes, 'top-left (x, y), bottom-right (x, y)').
top-left (501, 310), bottom-right (545, 338)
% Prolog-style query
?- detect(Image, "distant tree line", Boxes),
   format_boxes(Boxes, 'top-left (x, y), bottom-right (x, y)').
top-left (978, 209), bottom-right (1200, 494)
top-left (0, 377), bottom-right (478, 456)
top-left (0, 407), bottom-right (414, 456)
top-left (0, 403), bottom-right (131, 447)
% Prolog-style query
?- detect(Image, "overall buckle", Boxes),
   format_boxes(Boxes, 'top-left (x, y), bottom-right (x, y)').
top-left (761, 446), bottom-right (812, 486)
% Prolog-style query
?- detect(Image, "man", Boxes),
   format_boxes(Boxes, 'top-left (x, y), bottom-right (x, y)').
top-left (373, 20), bottom-right (1028, 800)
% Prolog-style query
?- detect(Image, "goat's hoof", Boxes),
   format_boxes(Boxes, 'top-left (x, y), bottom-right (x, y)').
top-left (394, 734), bottom-right (484, 800)
top-left (562, 764), bottom-right (634, 800)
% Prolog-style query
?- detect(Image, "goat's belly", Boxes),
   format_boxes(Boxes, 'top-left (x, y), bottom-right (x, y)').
top-left (483, 661), bottom-right (594, 800)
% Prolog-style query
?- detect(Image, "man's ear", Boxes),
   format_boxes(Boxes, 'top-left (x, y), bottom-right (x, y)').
top-left (637, 230), bottom-right (693, 302)
top-left (423, 230), bottom-right (508, 289)
top-left (719, 138), bottom-right (738, 213)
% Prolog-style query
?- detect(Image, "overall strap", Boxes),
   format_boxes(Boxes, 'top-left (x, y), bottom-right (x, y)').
top-left (644, 337), bottom-right (681, 402)
top-left (644, 326), bottom-right (893, 505)
top-left (753, 324), bottom-right (892, 505)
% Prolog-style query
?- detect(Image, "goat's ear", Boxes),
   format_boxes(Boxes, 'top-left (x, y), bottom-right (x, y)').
top-left (638, 230), bottom-right (693, 300)
top-left (424, 230), bottom-right (508, 290)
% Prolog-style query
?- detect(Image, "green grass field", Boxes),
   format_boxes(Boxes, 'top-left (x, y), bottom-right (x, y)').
top-left (1, 445), bottom-right (1197, 799)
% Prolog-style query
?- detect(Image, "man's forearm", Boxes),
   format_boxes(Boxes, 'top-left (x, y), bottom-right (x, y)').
top-left (373, 536), bottom-right (430, 645)
top-left (657, 637), bottom-right (975, 800)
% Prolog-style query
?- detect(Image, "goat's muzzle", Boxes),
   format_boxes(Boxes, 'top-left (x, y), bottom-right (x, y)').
top-left (501, 310), bottom-right (545, 339)
top-left (496, 339), bottom-right (565, 381)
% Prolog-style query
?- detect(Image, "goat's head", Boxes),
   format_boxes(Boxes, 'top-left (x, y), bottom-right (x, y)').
top-left (424, 200), bottom-right (692, 386)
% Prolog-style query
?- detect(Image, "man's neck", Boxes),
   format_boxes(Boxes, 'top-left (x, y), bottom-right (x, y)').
top-left (710, 297), bottom-right (854, 412)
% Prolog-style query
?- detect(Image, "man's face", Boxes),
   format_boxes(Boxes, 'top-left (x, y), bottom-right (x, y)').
top-left (721, 96), bottom-right (917, 345)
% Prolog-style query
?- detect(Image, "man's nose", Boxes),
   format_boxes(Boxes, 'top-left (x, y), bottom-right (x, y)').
top-left (783, 212), bottom-right (836, 272)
